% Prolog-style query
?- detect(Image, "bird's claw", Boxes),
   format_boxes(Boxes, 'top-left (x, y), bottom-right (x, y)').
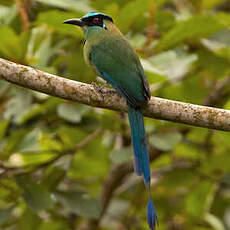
top-left (91, 82), bottom-right (114, 94)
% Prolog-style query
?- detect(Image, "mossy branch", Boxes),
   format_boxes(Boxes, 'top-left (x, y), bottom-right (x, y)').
top-left (0, 58), bottom-right (230, 131)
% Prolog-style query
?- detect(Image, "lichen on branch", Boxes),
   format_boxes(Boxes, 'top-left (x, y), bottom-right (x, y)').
top-left (0, 58), bottom-right (230, 131)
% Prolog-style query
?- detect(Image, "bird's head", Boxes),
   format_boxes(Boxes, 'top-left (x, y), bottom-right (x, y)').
top-left (64, 12), bottom-right (121, 38)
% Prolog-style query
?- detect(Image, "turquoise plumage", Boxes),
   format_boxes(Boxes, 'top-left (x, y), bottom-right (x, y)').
top-left (64, 12), bottom-right (158, 230)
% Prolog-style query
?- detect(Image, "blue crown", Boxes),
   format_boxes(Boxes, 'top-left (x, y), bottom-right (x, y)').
top-left (82, 12), bottom-right (113, 22)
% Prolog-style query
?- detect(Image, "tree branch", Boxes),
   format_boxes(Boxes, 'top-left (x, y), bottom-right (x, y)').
top-left (0, 58), bottom-right (230, 131)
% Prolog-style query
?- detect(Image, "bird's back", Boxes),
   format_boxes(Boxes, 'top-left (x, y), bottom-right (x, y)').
top-left (84, 29), bottom-right (150, 108)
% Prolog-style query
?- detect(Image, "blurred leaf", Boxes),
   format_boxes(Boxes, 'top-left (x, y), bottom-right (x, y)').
top-left (42, 166), bottom-right (66, 191)
top-left (1, 129), bottom-right (28, 155)
top-left (161, 169), bottom-right (195, 190)
top-left (57, 126), bottom-right (86, 148)
top-left (204, 213), bottom-right (225, 230)
top-left (20, 97), bottom-right (61, 124)
top-left (17, 129), bottom-right (41, 152)
top-left (0, 4), bottom-right (17, 25)
top-left (141, 59), bottom-right (166, 77)
top-left (57, 103), bottom-right (90, 123)
top-left (201, 152), bottom-right (230, 175)
top-left (104, 2), bottom-right (119, 20)
top-left (128, 34), bottom-right (146, 48)
top-left (0, 120), bottom-right (9, 142)
top-left (186, 181), bottom-right (214, 217)
top-left (102, 199), bottom-right (130, 228)
top-left (216, 12), bottom-right (230, 27)
top-left (155, 14), bottom-right (226, 51)
top-left (18, 207), bottom-right (42, 230)
top-left (16, 175), bottom-right (54, 212)
top-left (38, 221), bottom-right (70, 230)
top-left (197, 49), bottom-right (229, 79)
top-left (3, 90), bottom-right (33, 124)
top-left (0, 26), bottom-right (26, 61)
top-left (149, 131), bottom-right (183, 151)
top-left (70, 143), bottom-right (108, 179)
top-left (40, 133), bottom-right (63, 152)
top-left (35, 0), bottom-right (93, 12)
top-left (0, 207), bottom-right (13, 225)
top-left (148, 48), bottom-right (197, 79)
top-left (221, 172), bottom-right (230, 187)
top-left (55, 190), bottom-right (102, 218)
top-left (8, 151), bottom-right (58, 167)
top-left (116, 0), bottom-right (149, 33)
top-left (110, 147), bottom-right (133, 164)
top-left (36, 10), bottom-right (83, 38)
top-left (201, 0), bottom-right (225, 10)
top-left (174, 142), bottom-right (203, 160)
top-left (27, 26), bottom-right (58, 69)
top-left (155, 10), bottom-right (176, 34)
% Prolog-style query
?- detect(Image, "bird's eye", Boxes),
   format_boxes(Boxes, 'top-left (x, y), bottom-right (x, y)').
top-left (92, 17), bottom-right (99, 24)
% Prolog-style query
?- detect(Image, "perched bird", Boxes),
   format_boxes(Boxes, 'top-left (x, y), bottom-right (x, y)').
top-left (64, 12), bottom-right (158, 230)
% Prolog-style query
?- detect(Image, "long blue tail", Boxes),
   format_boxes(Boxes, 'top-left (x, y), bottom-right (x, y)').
top-left (128, 106), bottom-right (158, 230)
top-left (127, 106), bottom-right (150, 186)
top-left (147, 199), bottom-right (158, 230)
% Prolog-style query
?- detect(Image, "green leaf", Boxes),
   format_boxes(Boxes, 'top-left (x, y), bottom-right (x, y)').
top-left (149, 131), bottom-right (183, 151)
top-left (35, 0), bottom-right (93, 12)
top-left (39, 133), bottom-right (63, 152)
top-left (15, 175), bottom-right (54, 212)
top-left (8, 151), bottom-right (58, 167)
top-left (1, 129), bottom-right (28, 155)
top-left (20, 97), bottom-right (61, 124)
top-left (155, 14), bottom-right (226, 51)
top-left (116, 0), bottom-right (149, 33)
top-left (204, 213), bottom-right (225, 230)
top-left (186, 181), bottom-right (214, 217)
top-left (17, 129), bottom-right (41, 152)
top-left (221, 172), bottom-right (230, 187)
top-left (0, 26), bottom-right (24, 61)
top-left (3, 90), bottom-right (33, 124)
top-left (148, 48), bottom-right (198, 79)
top-left (18, 207), bottom-right (42, 230)
top-left (55, 190), bottom-right (102, 218)
top-left (0, 120), bottom-right (9, 142)
top-left (103, 199), bottom-right (130, 227)
top-left (42, 166), bottom-right (66, 191)
top-left (37, 221), bottom-right (69, 230)
top-left (109, 147), bottom-right (133, 164)
top-left (197, 49), bottom-right (229, 79)
top-left (216, 12), bottom-right (230, 27)
top-left (57, 126), bottom-right (87, 149)
top-left (0, 207), bottom-right (13, 225)
top-left (155, 10), bottom-right (176, 34)
top-left (57, 103), bottom-right (90, 123)
top-left (0, 4), bottom-right (17, 25)
top-left (26, 26), bottom-right (56, 68)
top-left (36, 10), bottom-right (83, 38)
top-left (201, 0), bottom-right (225, 10)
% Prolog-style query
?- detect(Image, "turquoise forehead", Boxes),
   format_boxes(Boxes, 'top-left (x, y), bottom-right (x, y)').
top-left (82, 12), bottom-right (109, 19)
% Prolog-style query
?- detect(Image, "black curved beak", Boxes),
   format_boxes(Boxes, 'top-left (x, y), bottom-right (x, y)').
top-left (63, 18), bottom-right (85, 27)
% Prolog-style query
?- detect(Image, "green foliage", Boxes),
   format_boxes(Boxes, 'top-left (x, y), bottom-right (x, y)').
top-left (55, 190), bottom-right (102, 218)
top-left (0, 0), bottom-right (230, 229)
top-left (15, 175), bottom-right (54, 212)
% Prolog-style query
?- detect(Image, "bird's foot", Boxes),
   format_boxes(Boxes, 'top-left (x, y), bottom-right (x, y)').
top-left (91, 82), bottom-right (114, 94)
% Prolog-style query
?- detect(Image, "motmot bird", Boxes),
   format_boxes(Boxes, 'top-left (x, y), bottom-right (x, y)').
top-left (64, 12), bottom-right (158, 230)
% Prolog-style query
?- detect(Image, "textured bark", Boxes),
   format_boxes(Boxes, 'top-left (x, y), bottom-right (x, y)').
top-left (0, 58), bottom-right (230, 131)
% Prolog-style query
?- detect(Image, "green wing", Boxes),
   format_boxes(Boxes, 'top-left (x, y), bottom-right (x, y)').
top-left (90, 36), bottom-right (150, 107)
